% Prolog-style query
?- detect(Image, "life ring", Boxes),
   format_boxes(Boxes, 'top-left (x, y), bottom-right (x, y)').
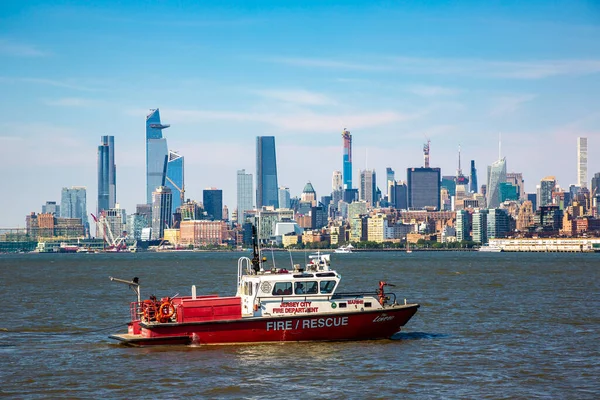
top-left (158, 301), bottom-right (175, 322)
top-left (142, 300), bottom-right (157, 321)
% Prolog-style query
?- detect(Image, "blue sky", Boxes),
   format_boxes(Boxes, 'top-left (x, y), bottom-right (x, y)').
top-left (1, 0), bottom-right (600, 228)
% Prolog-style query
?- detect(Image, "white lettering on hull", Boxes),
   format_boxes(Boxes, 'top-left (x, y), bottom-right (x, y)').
top-left (266, 317), bottom-right (349, 331)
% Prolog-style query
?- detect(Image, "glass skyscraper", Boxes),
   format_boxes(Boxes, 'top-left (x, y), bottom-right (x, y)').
top-left (151, 186), bottom-right (173, 240)
top-left (97, 135), bottom-right (116, 214)
top-left (407, 167), bottom-right (441, 210)
top-left (165, 150), bottom-right (184, 215)
top-left (146, 109), bottom-right (170, 204)
top-left (203, 188), bottom-right (223, 221)
top-left (61, 186), bottom-right (89, 235)
top-left (256, 136), bottom-right (279, 209)
top-left (486, 158), bottom-right (506, 209)
top-left (237, 169), bottom-right (253, 223)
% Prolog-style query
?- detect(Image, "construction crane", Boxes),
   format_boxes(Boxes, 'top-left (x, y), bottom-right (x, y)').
top-left (91, 213), bottom-right (128, 252)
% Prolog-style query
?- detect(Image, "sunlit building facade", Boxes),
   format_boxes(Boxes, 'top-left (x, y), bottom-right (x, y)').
top-left (146, 109), bottom-right (170, 204)
top-left (165, 150), bottom-right (184, 215)
top-left (486, 158), bottom-right (506, 209)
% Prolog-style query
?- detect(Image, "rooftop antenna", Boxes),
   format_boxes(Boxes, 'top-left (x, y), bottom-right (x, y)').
top-left (499, 132), bottom-right (502, 160)
top-left (457, 144), bottom-right (462, 176)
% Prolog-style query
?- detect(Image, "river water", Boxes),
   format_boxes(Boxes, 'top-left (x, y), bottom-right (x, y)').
top-left (0, 251), bottom-right (598, 399)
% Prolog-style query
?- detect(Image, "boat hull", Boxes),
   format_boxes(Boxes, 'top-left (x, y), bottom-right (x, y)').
top-left (110, 304), bottom-right (419, 347)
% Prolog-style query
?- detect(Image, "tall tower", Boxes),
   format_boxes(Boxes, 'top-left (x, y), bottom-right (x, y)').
top-left (237, 169), bottom-right (253, 223)
top-left (165, 150), bottom-right (184, 215)
top-left (203, 188), bottom-right (223, 221)
top-left (386, 167), bottom-right (395, 201)
top-left (486, 158), bottom-right (507, 209)
top-left (470, 160), bottom-right (478, 193)
top-left (278, 187), bottom-right (291, 209)
top-left (359, 169), bottom-right (377, 207)
top-left (332, 170), bottom-right (343, 192)
top-left (61, 186), bottom-right (89, 235)
top-left (342, 129), bottom-right (352, 189)
top-left (577, 137), bottom-right (588, 188)
top-left (256, 136), bottom-right (279, 209)
top-left (97, 135), bottom-right (116, 214)
top-left (146, 109), bottom-right (170, 204)
top-left (151, 186), bottom-right (172, 240)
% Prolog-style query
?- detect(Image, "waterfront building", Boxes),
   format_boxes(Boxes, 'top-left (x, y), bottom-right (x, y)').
top-left (456, 209), bottom-right (472, 242)
top-left (151, 186), bottom-right (173, 240)
top-left (203, 188), bottom-right (223, 221)
top-left (61, 187), bottom-right (89, 235)
top-left (42, 201), bottom-right (60, 216)
top-left (486, 157), bottom-right (507, 209)
top-left (359, 170), bottom-right (376, 207)
top-left (256, 207), bottom-right (294, 242)
top-left (472, 209), bottom-right (488, 243)
top-left (578, 137), bottom-right (588, 188)
top-left (470, 160), bottom-right (478, 193)
top-left (278, 187), bottom-right (291, 209)
top-left (165, 150), bottom-right (184, 216)
top-left (180, 220), bottom-right (227, 246)
top-left (256, 136), bottom-right (279, 208)
top-left (236, 169), bottom-right (254, 223)
top-left (342, 129), bottom-right (352, 189)
top-left (487, 208), bottom-right (510, 239)
top-left (407, 167), bottom-right (441, 210)
top-left (146, 109), bottom-right (170, 204)
top-left (538, 176), bottom-right (556, 207)
top-left (97, 135), bottom-right (116, 214)
top-left (127, 213), bottom-right (148, 240)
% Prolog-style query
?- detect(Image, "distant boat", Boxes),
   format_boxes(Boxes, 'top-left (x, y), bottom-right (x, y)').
top-left (479, 244), bottom-right (502, 252)
top-left (406, 242), bottom-right (412, 254)
top-left (334, 244), bottom-right (354, 254)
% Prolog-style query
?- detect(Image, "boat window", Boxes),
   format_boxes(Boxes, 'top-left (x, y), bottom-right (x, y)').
top-left (320, 280), bottom-right (336, 294)
top-left (339, 303), bottom-right (347, 308)
top-left (272, 282), bottom-right (292, 296)
top-left (365, 302), bottom-right (372, 308)
top-left (295, 280), bottom-right (318, 295)
top-left (316, 272), bottom-right (336, 277)
top-left (248, 282), bottom-right (253, 296)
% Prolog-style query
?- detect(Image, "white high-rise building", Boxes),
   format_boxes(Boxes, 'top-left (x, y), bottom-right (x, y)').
top-left (236, 169), bottom-right (253, 224)
top-left (577, 137), bottom-right (587, 188)
top-left (332, 170), bottom-right (343, 192)
top-left (359, 169), bottom-right (376, 207)
top-left (278, 187), bottom-right (291, 209)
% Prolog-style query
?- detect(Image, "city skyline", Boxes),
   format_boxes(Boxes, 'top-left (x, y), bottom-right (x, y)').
top-left (1, 1), bottom-right (600, 227)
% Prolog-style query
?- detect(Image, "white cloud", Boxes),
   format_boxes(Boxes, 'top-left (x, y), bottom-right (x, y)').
top-left (489, 94), bottom-right (537, 116)
top-left (43, 97), bottom-right (103, 107)
top-left (408, 85), bottom-right (462, 97)
top-left (0, 39), bottom-right (48, 57)
top-left (268, 56), bottom-right (392, 71)
top-left (253, 89), bottom-right (336, 106)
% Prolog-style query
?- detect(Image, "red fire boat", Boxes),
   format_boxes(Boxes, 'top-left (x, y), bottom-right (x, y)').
top-left (109, 236), bottom-right (419, 347)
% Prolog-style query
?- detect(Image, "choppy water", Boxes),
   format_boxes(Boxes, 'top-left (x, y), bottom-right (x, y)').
top-left (0, 251), bottom-right (598, 399)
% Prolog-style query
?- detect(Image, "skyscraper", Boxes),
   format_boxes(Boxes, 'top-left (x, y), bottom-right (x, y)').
top-left (577, 137), bottom-right (588, 188)
top-left (470, 160), bottom-right (478, 193)
top-left (278, 187), bottom-right (291, 209)
top-left (332, 170), bottom-right (343, 192)
top-left (486, 157), bottom-right (507, 209)
top-left (61, 187), bottom-right (89, 236)
top-left (165, 150), bottom-right (184, 215)
top-left (342, 129), bottom-right (352, 189)
top-left (539, 176), bottom-right (556, 207)
top-left (42, 201), bottom-right (60, 215)
top-left (392, 181), bottom-right (408, 210)
top-left (146, 109), bottom-right (170, 204)
top-left (407, 167), bottom-right (441, 210)
top-left (386, 167), bottom-right (395, 202)
top-left (359, 169), bottom-right (376, 207)
top-left (256, 136), bottom-right (279, 209)
top-left (151, 186), bottom-right (172, 240)
top-left (97, 135), bottom-right (116, 214)
top-left (237, 169), bottom-right (253, 223)
top-left (203, 188), bottom-right (223, 221)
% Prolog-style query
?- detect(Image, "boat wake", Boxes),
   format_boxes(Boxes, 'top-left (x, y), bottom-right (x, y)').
top-left (391, 332), bottom-right (449, 340)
